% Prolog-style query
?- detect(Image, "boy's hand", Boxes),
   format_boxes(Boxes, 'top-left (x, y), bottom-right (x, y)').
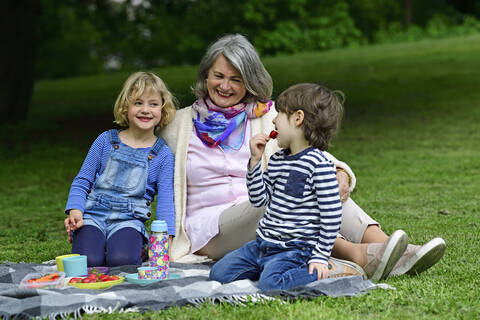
top-left (64, 209), bottom-right (84, 243)
top-left (249, 133), bottom-right (269, 169)
top-left (309, 262), bottom-right (329, 280)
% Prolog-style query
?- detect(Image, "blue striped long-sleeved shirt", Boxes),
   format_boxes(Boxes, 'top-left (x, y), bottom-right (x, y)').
top-left (247, 147), bottom-right (342, 265)
top-left (65, 131), bottom-right (176, 235)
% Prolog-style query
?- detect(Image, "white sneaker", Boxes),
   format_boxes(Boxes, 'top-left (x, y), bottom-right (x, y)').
top-left (390, 237), bottom-right (446, 276)
top-left (364, 230), bottom-right (408, 281)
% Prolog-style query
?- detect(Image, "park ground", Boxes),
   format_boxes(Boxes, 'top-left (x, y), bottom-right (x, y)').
top-left (0, 35), bottom-right (479, 319)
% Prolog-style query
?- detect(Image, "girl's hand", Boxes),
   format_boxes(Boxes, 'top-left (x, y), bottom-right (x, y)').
top-left (249, 133), bottom-right (269, 169)
top-left (64, 209), bottom-right (84, 243)
top-left (309, 262), bottom-right (329, 280)
top-left (336, 169), bottom-right (350, 203)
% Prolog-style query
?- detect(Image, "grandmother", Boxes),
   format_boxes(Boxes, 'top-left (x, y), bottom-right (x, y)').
top-left (159, 34), bottom-right (445, 279)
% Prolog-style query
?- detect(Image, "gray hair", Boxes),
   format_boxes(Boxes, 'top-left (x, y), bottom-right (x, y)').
top-left (193, 34), bottom-right (273, 103)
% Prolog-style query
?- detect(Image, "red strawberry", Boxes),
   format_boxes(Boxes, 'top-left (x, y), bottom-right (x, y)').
top-left (69, 277), bottom-right (83, 284)
top-left (269, 130), bottom-right (278, 139)
top-left (99, 274), bottom-right (111, 282)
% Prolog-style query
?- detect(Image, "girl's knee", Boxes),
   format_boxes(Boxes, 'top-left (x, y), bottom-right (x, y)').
top-left (105, 227), bottom-right (143, 266)
top-left (106, 251), bottom-right (141, 267)
top-left (85, 253), bottom-right (105, 268)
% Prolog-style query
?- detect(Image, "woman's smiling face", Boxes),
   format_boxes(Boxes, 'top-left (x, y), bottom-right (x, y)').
top-left (206, 54), bottom-right (247, 108)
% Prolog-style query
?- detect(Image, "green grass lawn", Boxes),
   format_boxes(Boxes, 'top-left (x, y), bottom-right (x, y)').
top-left (1, 34), bottom-right (479, 319)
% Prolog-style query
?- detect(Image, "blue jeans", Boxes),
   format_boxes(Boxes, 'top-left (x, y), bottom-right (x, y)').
top-left (210, 237), bottom-right (319, 291)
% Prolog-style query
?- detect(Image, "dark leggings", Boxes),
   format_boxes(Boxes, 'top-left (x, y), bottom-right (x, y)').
top-left (72, 225), bottom-right (143, 267)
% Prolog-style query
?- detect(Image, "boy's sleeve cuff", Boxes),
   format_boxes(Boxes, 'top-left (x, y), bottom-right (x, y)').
top-left (247, 159), bottom-right (262, 175)
top-left (308, 253), bottom-right (328, 265)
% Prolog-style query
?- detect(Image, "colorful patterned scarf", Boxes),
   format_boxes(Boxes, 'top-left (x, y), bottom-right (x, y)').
top-left (192, 97), bottom-right (272, 150)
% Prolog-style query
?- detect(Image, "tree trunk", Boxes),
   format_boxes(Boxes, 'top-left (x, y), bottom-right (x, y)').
top-left (404, 0), bottom-right (412, 29)
top-left (0, 1), bottom-right (38, 124)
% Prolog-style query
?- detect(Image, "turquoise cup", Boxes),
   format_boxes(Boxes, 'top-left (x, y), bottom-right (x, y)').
top-left (138, 266), bottom-right (161, 280)
top-left (63, 255), bottom-right (88, 277)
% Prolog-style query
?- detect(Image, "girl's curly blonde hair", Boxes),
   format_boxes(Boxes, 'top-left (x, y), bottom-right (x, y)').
top-left (113, 72), bottom-right (176, 128)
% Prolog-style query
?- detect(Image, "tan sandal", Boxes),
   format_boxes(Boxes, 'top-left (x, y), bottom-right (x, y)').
top-left (390, 237), bottom-right (446, 276)
top-left (328, 257), bottom-right (366, 279)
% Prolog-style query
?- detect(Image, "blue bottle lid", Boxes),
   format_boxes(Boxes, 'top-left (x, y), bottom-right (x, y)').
top-left (151, 220), bottom-right (168, 232)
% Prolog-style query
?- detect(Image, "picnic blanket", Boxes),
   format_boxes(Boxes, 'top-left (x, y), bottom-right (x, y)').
top-left (0, 261), bottom-right (392, 319)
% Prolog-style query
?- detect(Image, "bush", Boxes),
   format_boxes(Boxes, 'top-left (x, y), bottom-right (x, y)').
top-left (375, 14), bottom-right (480, 44)
top-left (254, 1), bottom-right (365, 55)
top-left (452, 15), bottom-right (480, 36)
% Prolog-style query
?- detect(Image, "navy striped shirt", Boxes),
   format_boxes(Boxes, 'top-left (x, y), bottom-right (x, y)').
top-left (247, 147), bottom-right (342, 265)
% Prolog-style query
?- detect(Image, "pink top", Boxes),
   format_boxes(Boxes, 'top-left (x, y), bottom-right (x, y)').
top-left (185, 120), bottom-right (252, 253)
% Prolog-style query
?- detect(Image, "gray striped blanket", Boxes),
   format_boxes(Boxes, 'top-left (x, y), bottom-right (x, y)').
top-left (0, 261), bottom-right (390, 319)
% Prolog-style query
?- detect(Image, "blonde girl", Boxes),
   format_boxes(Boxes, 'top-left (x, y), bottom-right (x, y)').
top-left (64, 72), bottom-right (176, 267)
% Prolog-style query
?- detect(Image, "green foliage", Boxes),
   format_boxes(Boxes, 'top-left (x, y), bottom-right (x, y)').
top-left (34, 0), bottom-right (480, 80)
top-left (253, 1), bottom-right (365, 55)
top-left (407, 0), bottom-right (460, 26)
top-left (36, 0), bottom-right (105, 78)
top-left (375, 14), bottom-right (480, 43)
top-left (115, 0), bottom-right (242, 67)
top-left (31, 0), bottom-right (369, 78)
top-left (346, 0), bottom-right (403, 42)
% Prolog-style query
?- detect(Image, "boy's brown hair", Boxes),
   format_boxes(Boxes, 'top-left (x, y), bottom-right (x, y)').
top-left (275, 83), bottom-right (344, 150)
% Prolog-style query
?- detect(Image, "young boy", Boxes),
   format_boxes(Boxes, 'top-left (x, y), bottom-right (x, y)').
top-left (209, 83), bottom-right (346, 291)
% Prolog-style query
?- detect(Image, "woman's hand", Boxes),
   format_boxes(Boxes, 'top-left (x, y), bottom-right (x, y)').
top-left (309, 262), bottom-right (329, 280)
top-left (249, 133), bottom-right (269, 170)
top-left (64, 209), bottom-right (84, 243)
top-left (336, 169), bottom-right (350, 203)
top-left (168, 235), bottom-right (174, 262)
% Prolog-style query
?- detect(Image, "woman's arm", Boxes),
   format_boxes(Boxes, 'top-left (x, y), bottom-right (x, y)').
top-left (158, 107), bottom-right (192, 155)
top-left (322, 151), bottom-right (356, 193)
top-left (311, 162), bottom-right (342, 265)
top-left (157, 107), bottom-right (194, 261)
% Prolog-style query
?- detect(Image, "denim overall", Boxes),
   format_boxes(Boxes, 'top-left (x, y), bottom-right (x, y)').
top-left (82, 129), bottom-right (164, 241)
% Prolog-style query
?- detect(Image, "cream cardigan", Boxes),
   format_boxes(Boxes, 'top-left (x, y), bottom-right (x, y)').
top-left (159, 106), bottom-right (356, 261)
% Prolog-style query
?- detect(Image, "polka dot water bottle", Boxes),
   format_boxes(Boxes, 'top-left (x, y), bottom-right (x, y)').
top-left (148, 220), bottom-right (169, 279)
